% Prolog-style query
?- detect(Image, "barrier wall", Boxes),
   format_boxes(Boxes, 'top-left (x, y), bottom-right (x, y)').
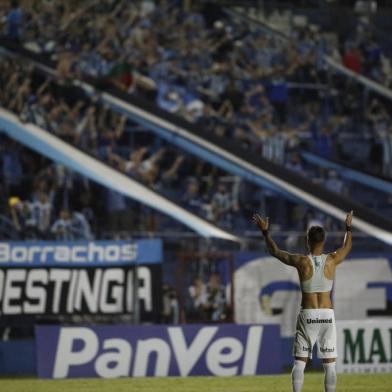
top-left (0, 340), bottom-right (35, 375)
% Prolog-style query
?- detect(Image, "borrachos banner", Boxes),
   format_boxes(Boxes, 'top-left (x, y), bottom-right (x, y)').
top-left (234, 253), bottom-right (392, 336)
top-left (0, 266), bottom-right (161, 321)
top-left (336, 320), bottom-right (392, 373)
top-left (0, 239), bottom-right (162, 267)
top-left (35, 324), bottom-right (282, 378)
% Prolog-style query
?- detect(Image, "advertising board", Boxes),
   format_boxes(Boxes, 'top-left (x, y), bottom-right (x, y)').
top-left (336, 320), bottom-right (392, 373)
top-left (35, 324), bottom-right (282, 378)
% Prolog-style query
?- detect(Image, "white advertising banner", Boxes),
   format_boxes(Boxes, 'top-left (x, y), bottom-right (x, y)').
top-left (235, 256), bottom-right (301, 337)
top-left (336, 320), bottom-right (392, 373)
top-left (235, 255), bottom-right (392, 337)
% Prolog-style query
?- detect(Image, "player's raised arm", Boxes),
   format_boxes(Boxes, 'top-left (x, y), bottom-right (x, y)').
top-left (329, 210), bottom-right (353, 265)
top-left (252, 213), bottom-right (303, 268)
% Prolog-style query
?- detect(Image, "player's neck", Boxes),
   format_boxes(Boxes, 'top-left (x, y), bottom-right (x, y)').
top-left (310, 245), bottom-right (323, 256)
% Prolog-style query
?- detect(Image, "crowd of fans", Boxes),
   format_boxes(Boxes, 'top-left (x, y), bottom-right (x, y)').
top-left (187, 273), bottom-right (229, 323)
top-left (0, 135), bottom-right (93, 240)
top-left (339, 17), bottom-right (391, 85)
top-left (1, 54), bottom-right (352, 238)
top-left (0, 55), bottom-right (249, 235)
top-left (2, 49), bottom-right (391, 238)
top-left (1, 0), bottom-right (391, 179)
top-left (0, 1), bottom-right (391, 239)
top-left (0, 1), bottom-right (391, 339)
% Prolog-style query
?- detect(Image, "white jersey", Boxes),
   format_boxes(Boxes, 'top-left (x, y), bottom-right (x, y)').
top-left (300, 254), bottom-right (333, 293)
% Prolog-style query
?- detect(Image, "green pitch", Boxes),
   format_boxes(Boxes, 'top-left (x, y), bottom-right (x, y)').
top-left (2, 373), bottom-right (392, 392)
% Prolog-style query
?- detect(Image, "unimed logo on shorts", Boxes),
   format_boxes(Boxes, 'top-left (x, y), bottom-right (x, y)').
top-left (35, 324), bottom-right (282, 378)
top-left (306, 318), bottom-right (333, 324)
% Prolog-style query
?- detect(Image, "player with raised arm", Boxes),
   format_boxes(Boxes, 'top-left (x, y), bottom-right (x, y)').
top-left (253, 210), bottom-right (353, 392)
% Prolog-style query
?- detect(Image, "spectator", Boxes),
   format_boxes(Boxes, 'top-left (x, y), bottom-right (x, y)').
top-left (160, 285), bottom-right (179, 324)
top-left (9, 198), bottom-right (36, 239)
top-left (71, 211), bottom-right (92, 240)
top-left (181, 179), bottom-right (203, 215)
top-left (342, 46), bottom-right (362, 74)
top-left (78, 191), bottom-right (96, 234)
top-left (313, 125), bottom-right (334, 159)
top-left (51, 208), bottom-right (73, 240)
top-left (211, 182), bottom-right (233, 228)
top-left (137, 148), bottom-right (166, 188)
top-left (266, 70), bottom-right (288, 123)
top-left (285, 153), bottom-right (306, 176)
top-left (324, 170), bottom-right (345, 195)
top-left (105, 189), bottom-right (132, 236)
top-left (205, 273), bottom-right (227, 322)
top-left (159, 154), bottom-right (185, 189)
top-left (30, 191), bottom-right (52, 238)
top-left (187, 276), bottom-right (208, 322)
top-left (379, 125), bottom-right (392, 177)
top-left (5, 0), bottom-right (23, 41)
top-left (1, 140), bottom-right (23, 195)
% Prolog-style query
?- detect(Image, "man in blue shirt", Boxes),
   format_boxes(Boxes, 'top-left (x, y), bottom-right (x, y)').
top-left (6, 0), bottom-right (23, 40)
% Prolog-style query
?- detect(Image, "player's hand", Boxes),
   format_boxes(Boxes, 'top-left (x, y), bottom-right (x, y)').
top-left (252, 213), bottom-right (269, 231)
top-left (345, 210), bottom-right (353, 227)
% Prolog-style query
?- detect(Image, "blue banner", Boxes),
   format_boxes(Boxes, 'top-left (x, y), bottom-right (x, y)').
top-left (0, 239), bottom-right (162, 267)
top-left (35, 324), bottom-right (282, 378)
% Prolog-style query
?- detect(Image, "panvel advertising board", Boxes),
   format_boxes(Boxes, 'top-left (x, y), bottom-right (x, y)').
top-left (337, 320), bottom-right (392, 373)
top-left (36, 324), bottom-right (282, 378)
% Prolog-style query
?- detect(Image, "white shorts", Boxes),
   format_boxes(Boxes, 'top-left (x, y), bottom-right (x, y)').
top-left (293, 308), bottom-right (337, 359)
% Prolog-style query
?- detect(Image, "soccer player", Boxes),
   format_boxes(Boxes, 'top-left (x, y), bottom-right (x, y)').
top-left (253, 210), bottom-right (353, 392)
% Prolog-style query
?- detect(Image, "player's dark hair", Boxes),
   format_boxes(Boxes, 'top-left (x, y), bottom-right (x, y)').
top-left (307, 226), bottom-right (325, 249)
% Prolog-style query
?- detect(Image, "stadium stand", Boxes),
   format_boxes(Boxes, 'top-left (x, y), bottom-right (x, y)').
top-left (1, 54), bottom-right (391, 244)
top-left (2, 0), bottom-right (391, 179)
top-left (0, 1), bottom-right (392, 385)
